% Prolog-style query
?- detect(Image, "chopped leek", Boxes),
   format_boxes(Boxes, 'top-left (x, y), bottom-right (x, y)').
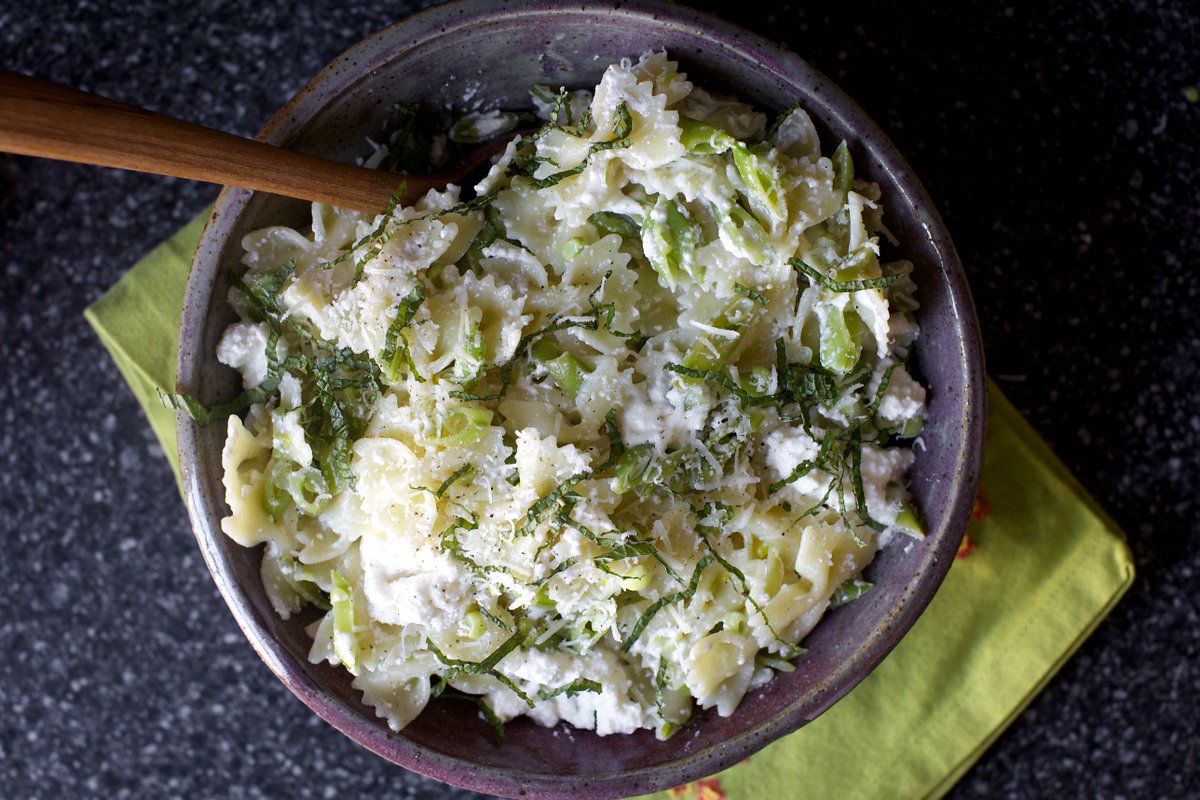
top-left (428, 406), bottom-right (493, 448)
top-left (832, 140), bottom-right (854, 200)
top-left (829, 577), bottom-right (873, 608)
top-left (329, 571), bottom-right (358, 675)
top-left (642, 196), bottom-right (702, 290)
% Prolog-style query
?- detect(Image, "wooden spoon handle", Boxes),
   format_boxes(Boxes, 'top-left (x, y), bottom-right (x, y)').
top-left (0, 70), bottom-right (431, 213)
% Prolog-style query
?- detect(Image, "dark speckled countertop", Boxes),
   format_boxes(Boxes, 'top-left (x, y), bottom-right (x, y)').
top-left (2, 1), bottom-right (1197, 797)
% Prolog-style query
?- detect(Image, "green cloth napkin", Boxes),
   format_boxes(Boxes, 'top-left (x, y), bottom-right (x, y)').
top-left (84, 212), bottom-right (210, 490)
top-left (85, 214), bottom-right (1135, 800)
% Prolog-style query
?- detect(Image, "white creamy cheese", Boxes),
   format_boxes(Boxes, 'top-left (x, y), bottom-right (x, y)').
top-left (216, 322), bottom-right (270, 389)
top-left (877, 364), bottom-right (927, 426)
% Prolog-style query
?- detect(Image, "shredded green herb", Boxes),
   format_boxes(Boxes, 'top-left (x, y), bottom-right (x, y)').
top-left (478, 605), bottom-right (514, 634)
top-left (847, 430), bottom-right (884, 532)
top-left (515, 473), bottom-right (589, 538)
top-left (653, 655), bottom-right (671, 719)
top-left (516, 103), bottom-right (633, 189)
top-left (620, 556), bottom-right (715, 652)
top-left (435, 464), bottom-right (473, 498)
top-left (379, 283), bottom-right (426, 383)
top-left (791, 256), bottom-right (901, 293)
top-left (439, 514), bottom-right (512, 578)
top-left (537, 678), bottom-right (602, 700)
top-left (167, 256), bottom-right (385, 498)
top-left (160, 383), bottom-right (267, 427)
top-left (458, 204), bottom-right (512, 273)
top-left (768, 433), bottom-right (835, 494)
top-left (427, 632), bottom-right (534, 708)
top-left (532, 557), bottom-right (578, 588)
top-left (595, 408), bottom-right (626, 470)
top-left (734, 283), bottom-right (769, 305)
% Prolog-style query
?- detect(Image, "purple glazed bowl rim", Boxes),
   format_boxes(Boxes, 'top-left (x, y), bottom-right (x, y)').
top-left (176, 1), bottom-right (986, 797)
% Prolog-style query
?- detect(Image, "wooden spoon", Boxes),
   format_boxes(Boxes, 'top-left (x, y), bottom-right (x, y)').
top-left (0, 70), bottom-right (514, 213)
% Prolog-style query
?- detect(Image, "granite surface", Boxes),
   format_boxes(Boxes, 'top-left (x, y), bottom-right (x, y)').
top-left (1, 0), bottom-right (1197, 797)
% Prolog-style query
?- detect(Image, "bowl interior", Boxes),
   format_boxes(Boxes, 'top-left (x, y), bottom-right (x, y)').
top-left (177, 2), bottom-right (986, 797)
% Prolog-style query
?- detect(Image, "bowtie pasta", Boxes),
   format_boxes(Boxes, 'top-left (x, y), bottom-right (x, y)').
top-left (204, 52), bottom-right (927, 739)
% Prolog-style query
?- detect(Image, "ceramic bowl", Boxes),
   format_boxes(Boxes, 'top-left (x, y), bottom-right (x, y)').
top-left (176, 1), bottom-right (986, 796)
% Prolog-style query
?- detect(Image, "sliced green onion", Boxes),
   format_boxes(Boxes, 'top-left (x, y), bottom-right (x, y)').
top-left (678, 116), bottom-right (736, 154)
top-left (832, 140), bottom-right (854, 200)
top-left (589, 210), bottom-right (642, 240)
top-left (642, 196), bottom-right (702, 290)
top-left (531, 340), bottom-right (591, 397)
top-left (892, 501), bottom-right (925, 538)
top-left (428, 406), bottom-right (493, 448)
top-left (830, 577), bottom-right (873, 608)
top-left (459, 608), bottom-right (487, 640)
top-left (329, 571), bottom-right (358, 675)
top-left (731, 142), bottom-right (786, 227)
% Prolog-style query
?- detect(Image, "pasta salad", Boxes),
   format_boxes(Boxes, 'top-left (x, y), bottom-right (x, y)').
top-left (193, 52), bottom-right (927, 739)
